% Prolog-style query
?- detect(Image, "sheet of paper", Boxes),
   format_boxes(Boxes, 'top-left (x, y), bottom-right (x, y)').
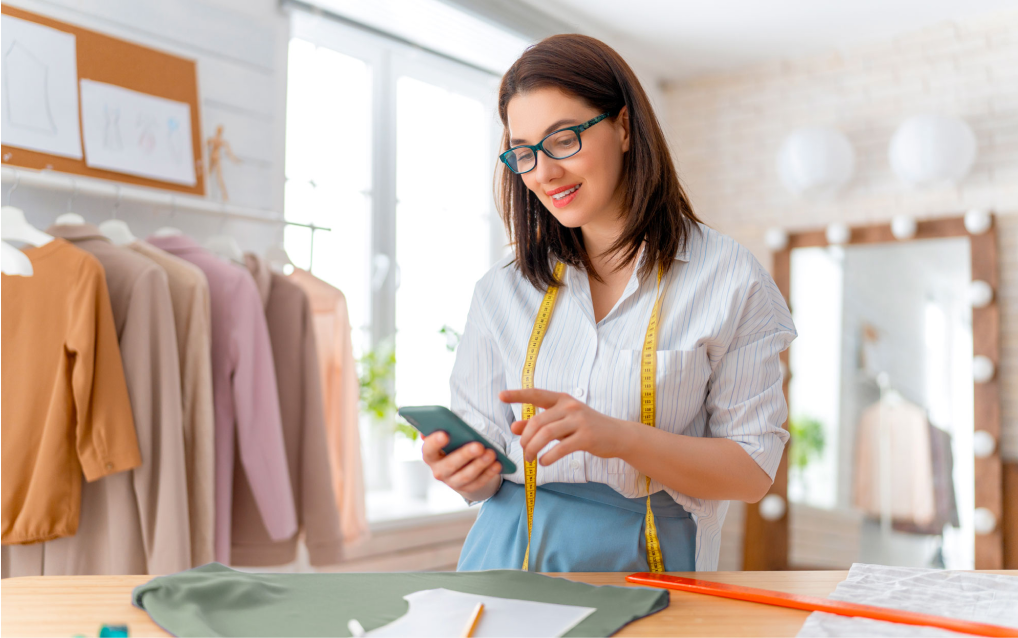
top-left (797, 563), bottom-right (1018, 637)
top-left (79, 79), bottom-right (196, 185)
top-left (1, 15), bottom-right (83, 159)
top-left (365, 588), bottom-right (596, 638)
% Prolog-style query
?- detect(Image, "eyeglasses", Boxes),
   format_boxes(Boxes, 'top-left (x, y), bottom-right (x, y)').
top-left (499, 112), bottom-right (611, 175)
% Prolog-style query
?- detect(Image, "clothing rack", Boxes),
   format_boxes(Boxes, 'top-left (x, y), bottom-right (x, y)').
top-left (0, 166), bottom-right (331, 229)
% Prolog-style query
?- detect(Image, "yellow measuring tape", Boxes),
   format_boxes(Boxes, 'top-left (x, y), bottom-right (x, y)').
top-left (521, 261), bottom-right (666, 572)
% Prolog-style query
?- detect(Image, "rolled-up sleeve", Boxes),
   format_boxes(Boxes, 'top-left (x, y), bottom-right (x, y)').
top-left (449, 286), bottom-right (513, 460)
top-left (705, 261), bottom-right (796, 480)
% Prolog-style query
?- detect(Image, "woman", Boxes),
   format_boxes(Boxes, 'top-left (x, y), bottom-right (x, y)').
top-left (422, 34), bottom-right (796, 573)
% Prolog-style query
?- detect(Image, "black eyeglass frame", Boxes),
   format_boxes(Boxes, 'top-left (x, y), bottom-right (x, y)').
top-left (498, 111), bottom-right (612, 175)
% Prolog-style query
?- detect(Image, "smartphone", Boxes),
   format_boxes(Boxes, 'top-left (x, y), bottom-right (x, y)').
top-left (397, 405), bottom-right (517, 474)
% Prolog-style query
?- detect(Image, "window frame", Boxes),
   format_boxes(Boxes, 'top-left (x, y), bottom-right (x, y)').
top-left (289, 12), bottom-right (506, 353)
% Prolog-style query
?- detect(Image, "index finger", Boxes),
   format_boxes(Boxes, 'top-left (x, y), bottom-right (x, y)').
top-left (498, 388), bottom-right (562, 408)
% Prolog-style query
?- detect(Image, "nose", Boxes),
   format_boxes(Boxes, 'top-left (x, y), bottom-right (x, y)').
top-left (530, 150), bottom-right (564, 185)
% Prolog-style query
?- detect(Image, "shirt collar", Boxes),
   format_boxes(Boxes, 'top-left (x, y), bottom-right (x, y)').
top-left (145, 233), bottom-right (204, 254)
top-left (46, 223), bottom-right (110, 243)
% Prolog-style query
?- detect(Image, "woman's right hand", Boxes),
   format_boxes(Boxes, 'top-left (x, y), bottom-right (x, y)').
top-left (422, 432), bottom-right (503, 502)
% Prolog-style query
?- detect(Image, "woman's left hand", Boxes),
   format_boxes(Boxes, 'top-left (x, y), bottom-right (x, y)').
top-left (499, 388), bottom-right (630, 465)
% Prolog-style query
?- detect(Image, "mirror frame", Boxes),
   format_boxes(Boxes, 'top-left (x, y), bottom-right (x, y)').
top-left (741, 214), bottom-right (1008, 570)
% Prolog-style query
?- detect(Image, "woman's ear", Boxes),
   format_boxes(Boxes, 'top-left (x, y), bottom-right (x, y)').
top-left (617, 105), bottom-right (630, 153)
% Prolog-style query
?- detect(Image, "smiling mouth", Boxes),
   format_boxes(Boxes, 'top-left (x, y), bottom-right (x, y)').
top-left (551, 184), bottom-right (580, 200)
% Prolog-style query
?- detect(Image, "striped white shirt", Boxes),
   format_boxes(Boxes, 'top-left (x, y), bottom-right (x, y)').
top-left (449, 223), bottom-right (796, 571)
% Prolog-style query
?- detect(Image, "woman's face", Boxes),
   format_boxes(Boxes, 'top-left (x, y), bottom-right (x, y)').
top-left (506, 88), bottom-right (629, 230)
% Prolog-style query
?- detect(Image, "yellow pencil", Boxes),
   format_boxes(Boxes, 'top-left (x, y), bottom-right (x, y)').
top-left (460, 602), bottom-right (485, 638)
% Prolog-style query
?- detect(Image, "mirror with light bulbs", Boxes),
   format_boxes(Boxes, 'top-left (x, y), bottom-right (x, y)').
top-left (743, 214), bottom-right (1004, 572)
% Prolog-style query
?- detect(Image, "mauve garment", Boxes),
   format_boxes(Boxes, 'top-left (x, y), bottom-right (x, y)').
top-left (148, 235), bottom-right (296, 564)
top-left (230, 254), bottom-right (342, 567)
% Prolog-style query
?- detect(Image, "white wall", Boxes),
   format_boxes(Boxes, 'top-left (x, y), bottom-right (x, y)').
top-left (2, 0), bottom-right (290, 252)
top-left (664, 9), bottom-right (1018, 461)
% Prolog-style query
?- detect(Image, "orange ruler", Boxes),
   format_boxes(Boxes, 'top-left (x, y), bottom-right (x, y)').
top-left (626, 573), bottom-right (1018, 637)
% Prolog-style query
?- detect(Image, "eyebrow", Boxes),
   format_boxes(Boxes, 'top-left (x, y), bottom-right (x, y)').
top-left (509, 118), bottom-right (580, 146)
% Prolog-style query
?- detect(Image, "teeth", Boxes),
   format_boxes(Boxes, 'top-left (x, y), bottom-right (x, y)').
top-left (552, 185), bottom-right (579, 200)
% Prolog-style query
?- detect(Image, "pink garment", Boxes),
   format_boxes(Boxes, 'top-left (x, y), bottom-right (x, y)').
top-left (288, 269), bottom-right (369, 546)
top-left (147, 235), bottom-right (296, 563)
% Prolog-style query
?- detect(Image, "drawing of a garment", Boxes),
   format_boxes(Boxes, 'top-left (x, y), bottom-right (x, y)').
top-left (136, 112), bottom-right (158, 154)
top-left (103, 105), bottom-right (123, 150)
top-left (167, 117), bottom-right (184, 163)
top-left (2, 41), bottom-right (57, 134)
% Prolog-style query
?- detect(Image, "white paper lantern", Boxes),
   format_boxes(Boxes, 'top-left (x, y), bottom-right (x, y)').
top-left (964, 208), bottom-right (992, 235)
top-left (973, 355), bottom-right (995, 383)
top-left (777, 127), bottom-right (856, 198)
top-left (968, 280), bottom-right (993, 308)
top-left (825, 222), bottom-right (851, 245)
top-left (890, 215), bottom-right (917, 240)
top-left (764, 227), bottom-right (789, 251)
top-left (889, 115), bottom-right (977, 187)
top-left (759, 494), bottom-right (786, 521)
top-left (973, 507), bottom-right (997, 535)
top-left (973, 430), bottom-right (996, 459)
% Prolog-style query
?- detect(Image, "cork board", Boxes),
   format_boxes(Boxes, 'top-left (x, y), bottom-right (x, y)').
top-left (1, 6), bottom-right (205, 195)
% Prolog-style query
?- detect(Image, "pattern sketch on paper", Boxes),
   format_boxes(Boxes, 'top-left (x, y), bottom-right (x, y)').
top-left (0, 15), bottom-right (83, 159)
top-left (3, 41), bottom-right (57, 134)
top-left (103, 105), bottom-right (123, 151)
top-left (79, 79), bottom-right (196, 186)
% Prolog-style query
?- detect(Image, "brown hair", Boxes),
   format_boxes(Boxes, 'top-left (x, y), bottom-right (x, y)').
top-left (496, 34), bottom-right (701, 290)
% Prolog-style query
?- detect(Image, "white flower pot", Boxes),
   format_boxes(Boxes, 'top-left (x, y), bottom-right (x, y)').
top-left (395, 459), bottom-right (433, 500)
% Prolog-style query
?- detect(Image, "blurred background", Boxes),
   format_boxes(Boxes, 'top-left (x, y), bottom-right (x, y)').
top-left (1, 0), bottom-right (1015, 574)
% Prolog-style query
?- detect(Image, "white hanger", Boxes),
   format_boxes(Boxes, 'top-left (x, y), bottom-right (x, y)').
top-left (54, 212), bottom-right (86, 225)
top-left (1, 240), bottom-right (33, 276)
top-left (99, 219), bottom-right (137, 245)
top-left (1, 206), bottom-right (54, 246)
top-left (54, 180), bottom-right (86, 227)
top-left (153, 226), bottom-right (184, 237)
top-left (264, 244), bottom-right (294, 275)
top-left (205, 235), bottom-right (244, 265)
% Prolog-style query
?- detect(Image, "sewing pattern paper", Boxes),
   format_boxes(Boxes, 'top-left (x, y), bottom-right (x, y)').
top-left (797, 563), bottom-right (1018, 637)
top-left (1, 15), bottom-right (83, 159)
top-left (365, 588), bottom-right (596, 638)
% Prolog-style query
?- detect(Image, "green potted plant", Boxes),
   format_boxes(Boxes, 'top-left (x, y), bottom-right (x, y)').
top-left (788, 415), bottom-right (826, 503)
top-left (358, 339), bottom-right (430, 498)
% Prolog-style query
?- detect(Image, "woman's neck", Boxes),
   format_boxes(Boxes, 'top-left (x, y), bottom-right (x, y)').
top-left (581, 214), bottom-right (627, 279)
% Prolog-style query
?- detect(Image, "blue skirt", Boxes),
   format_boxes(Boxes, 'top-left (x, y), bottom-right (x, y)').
top-left (457, 480), bottom-right (696, 572)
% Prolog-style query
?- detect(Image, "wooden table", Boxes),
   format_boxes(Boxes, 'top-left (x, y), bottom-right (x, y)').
top-left (2, 570), bottom-right (1016, 636)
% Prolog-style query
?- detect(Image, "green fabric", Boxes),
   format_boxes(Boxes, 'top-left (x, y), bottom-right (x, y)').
top-left (132, 563), bottom-right (668, 637)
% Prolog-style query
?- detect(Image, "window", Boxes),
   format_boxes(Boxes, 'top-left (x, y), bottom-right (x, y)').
top-left (286, 11), bottom-right (516, 517)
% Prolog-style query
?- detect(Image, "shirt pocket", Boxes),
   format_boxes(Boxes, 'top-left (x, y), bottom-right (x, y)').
top-left (607, 346), bottom-right (711, 474)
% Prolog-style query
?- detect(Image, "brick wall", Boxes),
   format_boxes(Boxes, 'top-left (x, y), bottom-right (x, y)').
top-left (663, 10), bottom-right (1018, 460)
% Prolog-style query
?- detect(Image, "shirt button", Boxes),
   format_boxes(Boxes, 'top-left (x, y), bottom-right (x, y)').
top-left (105, 463), bottom-right (114, 470)
top-left (573, 387), bottom-right (585, 398)
top-left (570, 459), bottom-right (581, 471)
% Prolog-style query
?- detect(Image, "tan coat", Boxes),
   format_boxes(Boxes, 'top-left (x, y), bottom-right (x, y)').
top-left (4, 226), bottom-right (190, 576)
top-left (1, 239), bottom-right (141, 549)
top-left (230, 255), bottom-right (343, 566)
top-left (853, 397), bottom-right (935, 526)
top-left (127, 240), bottom-right (216, 567)
top-left (289, 269), bottom-right (369, 546)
